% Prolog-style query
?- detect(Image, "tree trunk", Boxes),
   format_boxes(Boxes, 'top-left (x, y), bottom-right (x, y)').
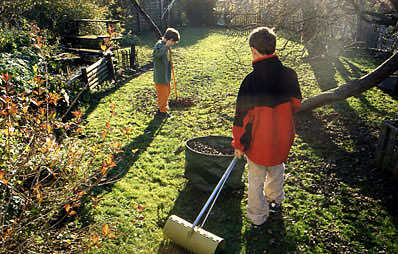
top-left (301, 0), bottom-right (325, 56)
top-left (299, 53), bottom-right (398, 112)
top-left (130, 0), bottom-right (162, 39)
top-left (390, 0), bottom-right (398, 11)
top-left (301, 0), bottom-right (317, 43)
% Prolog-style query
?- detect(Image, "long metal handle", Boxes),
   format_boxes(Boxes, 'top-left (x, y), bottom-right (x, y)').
top-left (191, 156), bottom-right (238, 229)
top-left (200, 158), bottom-right (235, 228)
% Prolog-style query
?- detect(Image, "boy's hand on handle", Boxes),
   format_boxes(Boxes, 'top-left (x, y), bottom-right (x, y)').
top-left (235, 149), bottom-right (244, 159)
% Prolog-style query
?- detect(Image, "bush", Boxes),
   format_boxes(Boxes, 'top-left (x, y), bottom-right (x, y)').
top-left (0, 25), bottom-right (31, 53)
top-left (0, 23), bottom-right (41, 93)
top-left (120, 33), bottom-right (141, 47)
top-left (0, 52), bottom-right (36, 92)
top-left (2, 0), bottom-right (109, 40)
top-left (183, 0), bottom-right (217, 26)
top-left (0, 24), bottom-right (125, 253)
top-left (0, 23), bottom-right (89, 120)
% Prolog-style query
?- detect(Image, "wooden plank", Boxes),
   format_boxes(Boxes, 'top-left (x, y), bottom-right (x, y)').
top-left (88, 72), bottom-right (108, 85)
top-left (97, 35), bottom-right (123, 40)
top-left (87, 61), bottom-right (108, 78)
top-left (87, 62), bottom-right (107, 78)
top-left (81, 51), bottom-right (116, 89)
top-left (65, 35), bottom-right (99, 40)
top-left (67, 48), bottom-right (103, 55)
top-left (88, 67), bottom-right (109, 83)
top-left (88, 61), bottom-right (108, 77)
top-left (90, 75), bottom-right (111, 89)
top-left (86, 58), bottom-right (107, 73)
top-left (83, 63), bottom-right (108, 85)
top-left (72, 19), bottom-right (120, 23)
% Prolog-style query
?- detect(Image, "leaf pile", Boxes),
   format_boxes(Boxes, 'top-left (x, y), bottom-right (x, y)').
top-left (187, 140), bottom-right (234, 155)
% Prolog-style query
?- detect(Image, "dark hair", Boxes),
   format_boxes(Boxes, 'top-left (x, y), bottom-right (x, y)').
top-left (163, 28), bottom-right (180, 42)
top-left (249, 27), bottom-right (276, 55)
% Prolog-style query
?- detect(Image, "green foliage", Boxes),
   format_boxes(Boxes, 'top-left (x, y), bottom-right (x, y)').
top-left (0, 25), bottom-right (31, 53)
top-left (183, 0), bottom-right (218, 26)
top-left (2, 0), bottom-right (109, 39)
top-left (0, 53), bottom-right (37, 92)
top-left (0, 22), bottom-right (93, 120)
top-left (108, 0), bottom-right (136, 34)
top-left (120, 33), bottom-right (141, 46)
top-left (0, 24), bottom-right (41, 92)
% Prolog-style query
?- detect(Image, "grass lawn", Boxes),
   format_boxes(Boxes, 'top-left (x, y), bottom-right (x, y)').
top-left (80, 26), bottom-right (398, 253)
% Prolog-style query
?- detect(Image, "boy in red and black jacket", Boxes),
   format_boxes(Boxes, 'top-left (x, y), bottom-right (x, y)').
top-left (232, 27), bottom-right (302, 226)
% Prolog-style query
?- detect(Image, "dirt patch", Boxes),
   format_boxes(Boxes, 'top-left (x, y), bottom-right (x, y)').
top-left (131, 88), bottom-right (157, 115)
top-left (187, 140), bottom-right (234, 155)
top-left (169, 97), bottom-right (199, 107)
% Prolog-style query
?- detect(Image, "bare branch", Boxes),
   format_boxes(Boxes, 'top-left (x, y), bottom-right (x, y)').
top-left (129, 0), bottom-right (162, 39)
top-left (299, 52), bottom-right (398, 112)
top-left (345, 0), bottom-right (398, 26)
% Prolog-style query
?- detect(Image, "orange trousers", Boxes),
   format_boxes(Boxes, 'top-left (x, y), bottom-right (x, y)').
top-left (155, 83), bottom-right (171, 112)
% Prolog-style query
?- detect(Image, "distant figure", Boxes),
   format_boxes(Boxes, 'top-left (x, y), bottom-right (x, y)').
top-left (232, 27), bottom-right (302, 227)
top-left (152, 28), bottom-right (180, 119)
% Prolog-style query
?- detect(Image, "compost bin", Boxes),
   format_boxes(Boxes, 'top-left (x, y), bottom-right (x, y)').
top-left (184, 136), bottom-right (246, 192)
top-left (376, 120), bottom-right (398, 180)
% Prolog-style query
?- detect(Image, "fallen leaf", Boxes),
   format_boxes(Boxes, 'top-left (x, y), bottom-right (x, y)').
top-left (68, 210), bottom-right (77, 216)
top-left (102, 224), bottom-right (110, 236)
top-left (93, 234), bottom-right (99, 244)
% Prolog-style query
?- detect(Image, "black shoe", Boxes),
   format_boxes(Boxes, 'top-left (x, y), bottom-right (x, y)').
top-left (269, 200), bottom-right (282, 213)
top-left (163, 112), bottom-right (172, 118)
top-left (154, 110), bottom-right (165, 119)
top-left (252, 222), bottom-right (265, 229)
top-left (155, 110), bottom-right (173, 119)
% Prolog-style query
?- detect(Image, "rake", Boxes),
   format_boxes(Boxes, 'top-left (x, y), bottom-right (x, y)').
top-left (163, 156), bottom-right (238, 254)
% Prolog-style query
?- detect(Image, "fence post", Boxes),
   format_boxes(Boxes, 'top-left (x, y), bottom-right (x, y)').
top-left (121, 51), bottom-right (125, 69)
top-left (81, 67), bottom-right (88, 84)
top-left (130, 44), bottom-right (136, 69)
top-left (105, 52), bottom-right (116, 81)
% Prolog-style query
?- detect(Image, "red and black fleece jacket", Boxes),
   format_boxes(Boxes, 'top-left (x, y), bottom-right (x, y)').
top-left (232, 55), bottom-right (302, 166)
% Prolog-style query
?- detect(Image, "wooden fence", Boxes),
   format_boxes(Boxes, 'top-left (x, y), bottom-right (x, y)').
top-left (216, 12), bottom-right (263, 27)
top-left (114, 45), bottom-right (137, 70)
top-left (62, 52), bottom-right (116, 119)
top-left (81, 52), bottom-right (116, 89)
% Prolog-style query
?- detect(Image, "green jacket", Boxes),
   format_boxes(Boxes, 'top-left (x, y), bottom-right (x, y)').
top-left (153, 40), bottom-right (171, 84)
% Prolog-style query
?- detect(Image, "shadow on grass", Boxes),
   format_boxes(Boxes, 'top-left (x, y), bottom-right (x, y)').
top-left (90, 116), bottom-right (168, 200)
top-left (292, 53), bottom-right (398, 251)
top-left (243, 214), bottom-right (295, 254)
top-left (110, 116), bottom-right (168, 180)
top-left (294, 110), bottom-right (398, 251)
top-left (156, 182), bottom-right (244, 253)
top-left (82, 62), bottom-right (153, 121)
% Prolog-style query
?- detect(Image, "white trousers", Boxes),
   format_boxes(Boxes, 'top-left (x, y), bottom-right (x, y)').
top-left (246, 157), bottom-right (285, 225)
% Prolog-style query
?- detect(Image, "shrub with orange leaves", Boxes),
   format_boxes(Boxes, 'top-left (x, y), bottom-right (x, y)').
top-left (0, 28), bottom-right (125, 253)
